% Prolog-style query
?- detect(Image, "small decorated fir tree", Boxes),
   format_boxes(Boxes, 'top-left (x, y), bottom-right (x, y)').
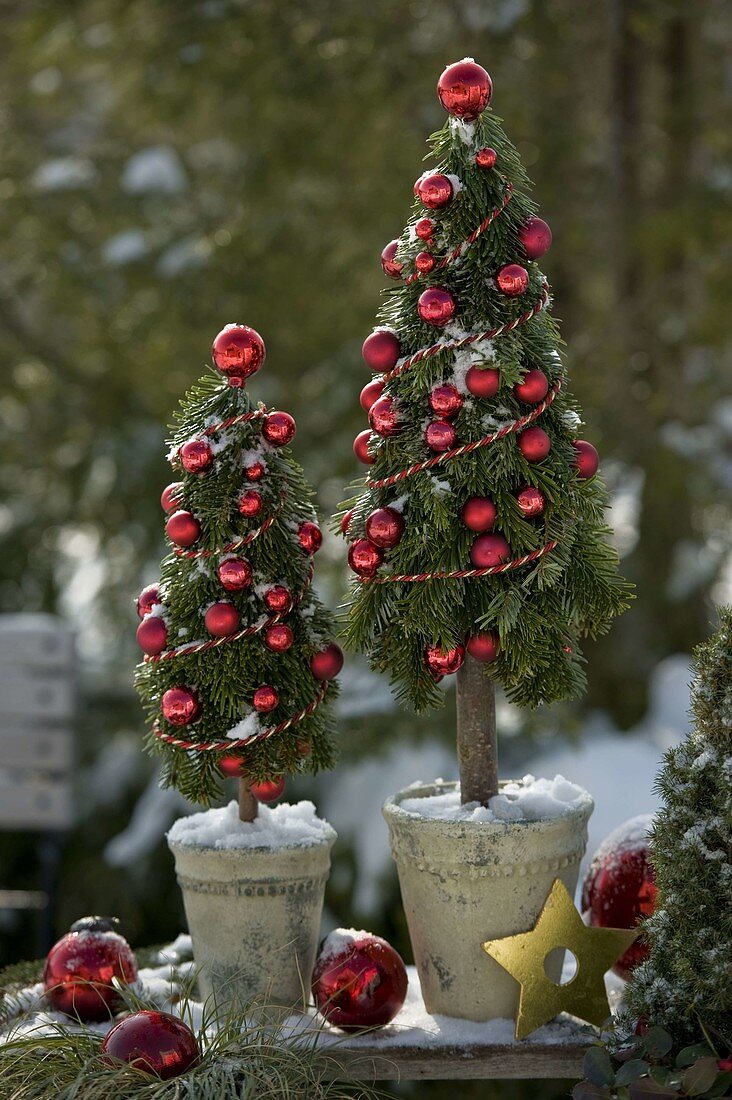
top-left (135, 324), bottom-right (342, 821)
top-left (340, 59), bottom-right (630, 804)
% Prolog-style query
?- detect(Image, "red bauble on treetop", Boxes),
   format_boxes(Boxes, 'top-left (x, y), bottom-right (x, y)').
top-left (44, 917), bottom-right (138, 1023)
top-left (381, 239), bottom-right (403, 279)
top-left (312, 929), bottom-right (408, 1032)
top-left (362, 329), bottom-right (401, 372)
top-left (102, 1010), bottom-right (200, 1079)
top-left (437, 59), bottom-right (492, 120)
top-left (365, 507), bottom-right (405, 548)
top-left (212, 323), bottom-right (266, 386)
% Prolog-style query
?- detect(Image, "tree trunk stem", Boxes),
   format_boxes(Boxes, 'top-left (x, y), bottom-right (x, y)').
top-left (238, 780), bottom-right (258, 822)
top-left (456, 655), bottom-right (498, 805)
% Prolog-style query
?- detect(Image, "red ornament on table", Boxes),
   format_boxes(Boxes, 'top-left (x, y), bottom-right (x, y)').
top-left (204, 602), bottom-right (240, 638)
top-left (262, 410), bottom-right (296, 447)
top-left (101, 1010), bottom-right (199, 1080)
top-left (516, 486), bottom-right (546, 518)
top-left (244, 460), bottom-right (266, 482)
top-left (263, 584), bottom-right (292, 613)
top-left (496, 263), bottom-right (529, 296)
top-left (237, 489), bottom-right (263, 517)
top-left (160, 482), bottom-right (183, 513)
top-left (136, 583), bottom-right (160, 619)
top-left (251, 777), bottom-right (286, 803)
top-left (418, 286), bottom-right (456, 327)
top-left (162, 686), bottom-right (201, 726)
top-left (573, 439), bottom-right (599, 479)
top-left (466, 631), bottom-right (500, 662)
top-left (415, 250), bottom-right (436, 274)
top-left (470, 532), bottom-right (512, 568)
top-left (359, 378), bottom-right (385, 413)
top-left (178, 439), bottom-right (213, 474)
top-left (461, 497), bottom-right (497, 532)
top-left (263, 623), bottom-right (294, 652)
top-left (253, 685), bottom-right (279, 713)
top-left (340, 509), bottom-right (354, 536)
top-left (348, 538), bottom-right (383, 578)
top-left (369, 395), bottom-right (400, 437)
top-left (415, 216), bottom-right (435, 241)
top-left (365, 507), bottom-right (405, 549)
top-left (310, 642), bottom-right (344, 681)
top-left (381, 240), bottom-right (403, 279)
top-left (166, 510), bottom-right (201, 548)
top-left (218, 556), bottom-right (253, 592)
top-left (429, 383), bottom-right (463, 419)
top-left (466, 364), bottom-right (500, 398)
top-left (475, 146), bottom-right (497, 169)
top-left (424, 644), bottom-right (465, 676)
top-left (298, 520), bottom-right (323, 554)
top-left (514, 368), bottom-right (549, 404)
top-left (212, 324), bottom-right (265, 386)
top-left (43, 917), bottom-right (138, 1023)
top-left (424, 420), bottom-right (456, 452)
top-left (437, 59), bottom-right (492, 120)
top-left (519, 216), bottom-right (552, 260)
top-left (136, 615), bottom-right (167, 656)
top-left (312, 929), bottom-right (408, 1032)
top-left (582, 815), bottom-right (657, 979)
top-left (415, 172), bottom-right (453, 210)
top-left (362, 329), bottom-right (401, 373)
top-left (518, 427), bottom-right (551, 462)
top-left (354, 429), bottom-right (376, 465)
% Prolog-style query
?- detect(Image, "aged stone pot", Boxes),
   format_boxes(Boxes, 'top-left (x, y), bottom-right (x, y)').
top-left (382, 779), bottom-right (593, 1021)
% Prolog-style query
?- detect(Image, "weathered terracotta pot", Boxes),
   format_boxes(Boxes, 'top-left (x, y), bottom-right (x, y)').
top-left (383, 779), bottom-right (593, 1021)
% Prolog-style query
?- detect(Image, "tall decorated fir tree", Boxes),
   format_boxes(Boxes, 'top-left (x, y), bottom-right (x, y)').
top-left (135, 324), bottom-right (342, 821)
top-left (341, 59), bottom-right (630, 804)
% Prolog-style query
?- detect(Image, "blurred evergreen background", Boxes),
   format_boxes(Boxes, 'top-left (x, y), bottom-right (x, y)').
top-left (1, 2), bottom-right (731, 1095)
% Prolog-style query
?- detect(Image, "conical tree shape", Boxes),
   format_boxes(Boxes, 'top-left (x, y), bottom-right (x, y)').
top-left (340, 60), bottom-right (630, 802)
top-left (625, 608), bottom-right (732, 1046)
top-left (135, 324), bottom-right (340, 814)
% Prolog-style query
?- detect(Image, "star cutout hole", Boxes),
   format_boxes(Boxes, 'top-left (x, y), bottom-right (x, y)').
top-left (543, 946), bottom-right (578, 986)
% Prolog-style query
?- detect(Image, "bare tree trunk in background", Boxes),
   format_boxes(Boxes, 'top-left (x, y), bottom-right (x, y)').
top-left (456, 657), bottom-right (498, 805)
top-left (238, 780), bottom-right (258, 822)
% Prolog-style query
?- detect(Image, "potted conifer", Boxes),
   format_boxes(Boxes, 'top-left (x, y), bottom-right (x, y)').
top-left (339, 60), bottom-right (631, 1021)
top-left (135, 324), bottom-right (343, 1011)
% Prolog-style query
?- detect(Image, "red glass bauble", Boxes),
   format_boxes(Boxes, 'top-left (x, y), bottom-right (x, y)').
top-left (353, 430), bottom-right (376, 466)
top-left (136, 584), bottom-right (160, 619)
top-left (496, 263), bottom-right (529, 296)
top-left (161, 686), bottom-right (201, 726)
top-left (218, 556), bottom-right (253, 592)
top-left (165, 510), bottom-right (200, 548)
top-left (573, 439), bottom-right (599, 479)
top-left (310, 642), bottom-right (344, 681)
top-left (340, 509), bottom-right (354, 536)
top-left (365, 506), bottom-right (405, 549)
top-left (312, 929), bottom-right (408, 1032)
top-left (263, 623), bottom-right (294, 652)
top-left (415, 251), bottom-right (436, 274)
top-left (516, 486), bottom-right (546, 518)
top-left (204, 601), bottom-right (240, 637)
top-left (136, 615), bottom-right (167, 656)
top-left (362, 329), bottom-right (401, 373)
top-left (417, 286), bottom-right (456, 327)
top-left (102, 1010), bottom-right (199, 1079)
top-left (466, 630), bottom-right (500, 662)
top-left (415, 173), bottom-right (453, 210)
top-left (160, 482), bottom-right (183, 513)
top-left (218, 754), bottom-right (244, 778)
top-left (424, 644), bottom-right (465, 676)
top-left (415, 217), bottom-right (435, 241)
top-left (518, 427), bottom-right (551, 462)
top-left (262, 410), bottom-right (296, 447)
top-left (475, 146), bottom-right (497, 169)
top-left (44, 924), bottom-right (138, 1022)
top-left (470, 533), bottom-right (512, 568)
top-left (253, 685), bottom-right (279, 713)
top-left (381, 239), bottom-right (403, 279)
top-left (238, 489), bottom-right (263, 517)
top-left (581, 815), bottom-right (657, 979)
top-left (429, 383), bottom-right (463, 419)
top-left (359, 378), bottom-right (385, 413)
top-left (251, 777), bottom-right (286, 802)
top-left (263, 584), bottom-right (292, 614)
top-left (461, 497), bottom-right (497, 532)
top-left (348, 538), bottom-right (383, 578)
top-left (514, 369), bottom-right (549, 404)
top-left (298, 520), bottom-right (323, 554)
top-left (244, 460), bottom-right (266, 482)
top-left (369, 395), bottom-right (400, 437)
top-left (424, 420), bottom-right (456, 452)
top-left (179, 440), bottom-right (213, 474)
top-left (212, 324), bottom-right (265, 386)
top-left (466, 364), bottom-right (500, 398)
top-left (519, 216), bottom-right (552, 260)
top-left (437, 59), bottom-right (492, 120)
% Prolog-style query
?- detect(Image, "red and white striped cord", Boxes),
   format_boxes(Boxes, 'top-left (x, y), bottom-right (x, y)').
top-left (362, 539), bottom-right (557, 585)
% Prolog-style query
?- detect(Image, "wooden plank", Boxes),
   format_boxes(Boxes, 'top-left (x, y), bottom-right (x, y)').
top-left (0, 779), bottom-right (73, 830)
top-left (0, 729), bottom-right (73, 771)
top-left (0, 615), bottom-right (74, 671)
top-left (0, 676), bottom-right (74, 722)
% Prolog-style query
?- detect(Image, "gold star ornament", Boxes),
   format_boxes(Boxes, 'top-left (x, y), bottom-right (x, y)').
top-left (482, 878), bottom-right (638, 1039)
